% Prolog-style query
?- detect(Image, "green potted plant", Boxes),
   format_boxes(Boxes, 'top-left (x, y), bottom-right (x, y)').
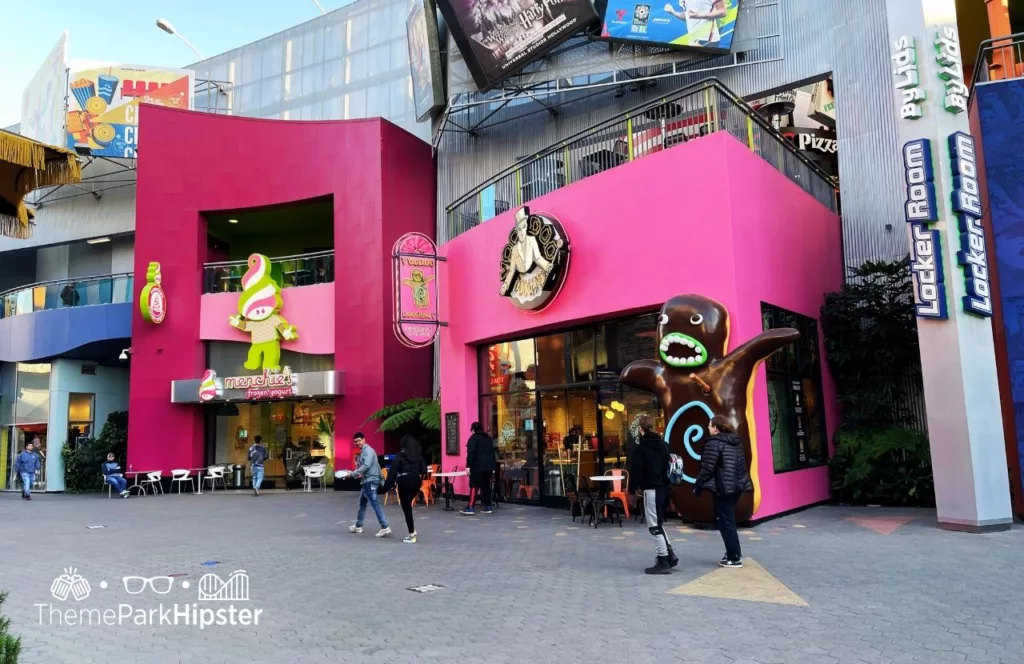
top-left (316, 414), bottom-right (335, 477)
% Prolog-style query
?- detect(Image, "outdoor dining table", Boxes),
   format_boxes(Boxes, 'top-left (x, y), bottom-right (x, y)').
top-left (432, 470), bottom-right (469, 511)
top-left (589, 476), bottom-right (620, 526)
top-left (124, 470), bottom-right (159, 496)
top-left (189, 468), bottom-right (207, 494)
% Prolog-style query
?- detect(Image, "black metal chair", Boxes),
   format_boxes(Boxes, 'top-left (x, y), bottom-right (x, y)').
top-left (564, 472), bottom-right (584, 522)
top-left (580, 477), bottom-right (622, 528)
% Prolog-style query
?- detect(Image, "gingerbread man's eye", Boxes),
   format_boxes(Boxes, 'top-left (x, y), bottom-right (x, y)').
top-left (658, 314), bottom-right (669, 326)
top-left (690, 314), bottom-right (704, 325)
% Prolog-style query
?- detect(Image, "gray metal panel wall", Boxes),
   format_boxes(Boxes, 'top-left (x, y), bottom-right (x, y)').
top-left (436, 0), bottom-right (908, 267)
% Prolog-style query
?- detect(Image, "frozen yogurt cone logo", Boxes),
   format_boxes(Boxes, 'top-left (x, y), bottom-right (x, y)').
top-left (140, 261), bottom-right (167, 324)
top-left (199, 370), bottom-right (220, 402)
top-left (230, 253), bottom-right (298, 372)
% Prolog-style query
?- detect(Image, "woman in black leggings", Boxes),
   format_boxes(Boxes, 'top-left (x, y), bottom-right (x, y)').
top-left (379, 435), bottom-right (428, 543)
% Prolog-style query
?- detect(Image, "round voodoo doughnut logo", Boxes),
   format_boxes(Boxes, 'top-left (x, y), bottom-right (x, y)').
top-left (498, 206), bottom-right (570, 312)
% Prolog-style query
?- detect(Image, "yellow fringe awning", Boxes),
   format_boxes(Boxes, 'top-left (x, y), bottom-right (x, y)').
top-left (0, 130), bottom-right (82, 240)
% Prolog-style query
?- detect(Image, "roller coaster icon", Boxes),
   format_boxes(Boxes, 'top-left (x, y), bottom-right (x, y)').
top-left (197, 570), bottom-right (250, 601)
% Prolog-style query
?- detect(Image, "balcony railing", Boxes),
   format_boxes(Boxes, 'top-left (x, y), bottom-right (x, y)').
top-left (203, 250), bottom-right (335, 294)
top-left (445, 78), bottom-right (838, 242)
top-left (971, 31), bottom-right (1024, 91)
top-left (0, 273), bottom-right (134, 320)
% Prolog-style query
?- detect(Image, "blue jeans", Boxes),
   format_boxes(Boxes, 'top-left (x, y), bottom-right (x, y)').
top-left (20, 472), bottom-right (34, 496)
top-left (356, 482), bottom-right (388, 528)
top-left (252, 465), bottom-right (265, 490)
top-left (105, 475), bottom-right (127, 493)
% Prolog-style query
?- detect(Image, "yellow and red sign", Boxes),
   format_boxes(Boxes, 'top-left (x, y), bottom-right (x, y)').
top-left (66, 64), bottom-right (194, 158)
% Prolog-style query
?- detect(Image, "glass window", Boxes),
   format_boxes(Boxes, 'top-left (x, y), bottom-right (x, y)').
top-left (480, 340), bottom-right (537, 394)
top-left (480, 392), bottom-right (539, 500)
top-left (68, 393), bottom-right (95, 446)
top-left (762, 303), bottom-right (828, 471)
top-left (598, 313), bottom-right (659, 373)
top-left (15, 363), bottom-right (51, 424)
top-left (535, 333), bottom-right (568, 386)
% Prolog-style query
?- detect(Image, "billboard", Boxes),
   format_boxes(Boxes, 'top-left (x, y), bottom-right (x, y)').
top-left (600, 0), bottom-right (740, 52)
top-left (437, 0), bottom-right (599, 91)
top-left (65, 64), bottom-right (194, 158)
top-left (20, 32), bottom-right (68, 147)
top-left (407, 0), bottom-right (446, 122)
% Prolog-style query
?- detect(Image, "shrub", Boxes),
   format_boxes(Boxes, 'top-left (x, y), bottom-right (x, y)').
top-left (830, 427), bottom-right (934, 507)
top-left (61, 411), bottom-right (128, 493)
top-left (0, 591), bottom-right (20, 664)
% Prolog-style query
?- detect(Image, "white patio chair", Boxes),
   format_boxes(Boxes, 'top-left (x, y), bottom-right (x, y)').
top-left (203, 466), bottom-right (227, 492)
top-left (303, 464), bottom-right (327, 492)
top-left (140, 471), bottom-right (163, 495)
top-left (170, 469), bottom-right (195, 494)
top-left (102, 474), bottom-right (113, 499)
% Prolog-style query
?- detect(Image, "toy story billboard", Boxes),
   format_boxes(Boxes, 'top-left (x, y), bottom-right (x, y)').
top-left (65, 64), bottom-right (194, 158)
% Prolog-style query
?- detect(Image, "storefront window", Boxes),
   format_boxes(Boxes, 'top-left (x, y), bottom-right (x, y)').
top-left (68, 393), bottom-right (95, 446)
top-left (762, 304), bottom-right (828, 471)
top-left (480, 339), bottom-right (537, 394)
top-left (209, 400), bottom-right (335, 486)
top-left (15, 363), bottom-right (51, 424)
top-left (480, 392), bottom-right (539, 500)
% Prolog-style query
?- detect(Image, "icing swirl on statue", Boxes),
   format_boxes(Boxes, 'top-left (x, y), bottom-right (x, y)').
top-left (229, 253), bottom-right (299, 371)
top-left (621, 294), bottom-right (799, 524)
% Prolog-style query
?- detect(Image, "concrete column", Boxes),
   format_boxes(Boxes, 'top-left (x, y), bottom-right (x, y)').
top-left (885, 0), bottom-right (1012, 531)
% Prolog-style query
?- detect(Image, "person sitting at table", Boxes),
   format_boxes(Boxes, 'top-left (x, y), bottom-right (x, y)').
top-left (101, 452), bottom-right (130, 498)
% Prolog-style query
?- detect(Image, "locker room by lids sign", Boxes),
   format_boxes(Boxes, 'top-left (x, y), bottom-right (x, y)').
top-left (948, 132), bottom-right (992, 317)
top-left (392, 233), bottom-right (443, 348)
top-left (902, 139), bottom-right (947, 319)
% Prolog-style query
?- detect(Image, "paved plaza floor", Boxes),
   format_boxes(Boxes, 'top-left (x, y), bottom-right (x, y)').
top-left (0, 490), bottom-right (1021, 664)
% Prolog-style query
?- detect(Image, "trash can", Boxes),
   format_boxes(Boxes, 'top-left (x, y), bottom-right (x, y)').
top-left (232, 464), bottom-right (245, 488)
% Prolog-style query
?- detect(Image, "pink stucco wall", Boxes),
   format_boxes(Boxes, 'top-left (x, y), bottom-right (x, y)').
top-left (199, 284), bottom-right (335, 354)
top-left (439, 132), bottom-right (842, 518)
top-left (130, 107), bottom-right (434, 472)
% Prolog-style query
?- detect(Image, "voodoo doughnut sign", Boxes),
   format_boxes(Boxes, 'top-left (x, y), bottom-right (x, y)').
top-left (392, 232), bottom-right (442, 348)
top-left (499, 207), bottom-right (570, 312)
top-left (621, 294), bottom-right (799, 524)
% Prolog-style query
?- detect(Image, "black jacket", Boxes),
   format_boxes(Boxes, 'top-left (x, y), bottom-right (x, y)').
top-left (380, 453), bottom-right (427, 493)
top-left (628, 432), bottom-right (670, 493)
top-left (695, 433), bottom-right (754, 496)
top-left (466, 432), bottom-right (497, 472)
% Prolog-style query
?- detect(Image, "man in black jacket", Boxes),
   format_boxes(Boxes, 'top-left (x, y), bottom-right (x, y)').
top-left (628, 415), bottom-right (678, 575)
top-left (461, 422), bottom-right (497, 515)
top-left (695, 415), bottom-right (754, 568)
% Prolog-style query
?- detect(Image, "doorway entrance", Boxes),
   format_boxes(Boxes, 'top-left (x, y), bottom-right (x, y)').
top-left (3, 424), bottom-right (48, 491)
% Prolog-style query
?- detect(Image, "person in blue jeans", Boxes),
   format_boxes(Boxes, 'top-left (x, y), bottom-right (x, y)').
top-left (101, 453), bottom-right (129, 498)
top-left (14, 441), bottom-right (41, 500)
top-left (348, 432), bottom-right (391, 538)
top-left (248, 435), bottom-right (268, 497)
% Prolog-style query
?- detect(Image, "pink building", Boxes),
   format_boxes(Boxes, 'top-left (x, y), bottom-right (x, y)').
top-left (438, 132), bottom-right (843, 521)
top-left (127, 106), bottom-right (434, 485)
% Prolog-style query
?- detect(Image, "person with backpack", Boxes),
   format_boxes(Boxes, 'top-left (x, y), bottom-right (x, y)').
top-left (248, 435), bottom-right (268, 497)
top-left (694, 414), bottom-right (754, 568)
top-left (628, 415), bottom-right (679, 575)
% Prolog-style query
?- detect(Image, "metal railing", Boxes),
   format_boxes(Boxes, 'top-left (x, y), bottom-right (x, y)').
top-left (970, 31), bottom-right (1024, 91)
top-left (202, 250), bottom-right (335, 294)
top-left (0, 273), bottom-right (134, 320)
top-left (444, 78), bottom-right (838, 242)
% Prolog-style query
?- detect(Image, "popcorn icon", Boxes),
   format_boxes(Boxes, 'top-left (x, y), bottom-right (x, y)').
top-left (51, 567), bottom-right (91, 602)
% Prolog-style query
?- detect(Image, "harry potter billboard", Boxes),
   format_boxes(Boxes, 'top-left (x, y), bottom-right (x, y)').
top-left (437, 0), bottom-right (599, 91)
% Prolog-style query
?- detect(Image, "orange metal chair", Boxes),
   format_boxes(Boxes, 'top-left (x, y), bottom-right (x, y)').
top-left (417, 465), bottom-right (438, 505)
top-left (381, 468), bottom-right (400, 505)
top-left (605, 469), bottom-right (630, 518)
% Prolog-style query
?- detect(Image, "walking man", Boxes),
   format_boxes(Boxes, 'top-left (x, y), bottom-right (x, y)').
top-left (461, 422), bottom-right (497, 515)
top-left (348, 432), bottom-right (391, 537)
top-left (628, 415), bottom-right (679, 574)
top-left (101, 452), bottom-right (129, 498)
top-left (14, 440), bottom-right (41, 500)
top-left (248, 435), bottom-right (268, 496)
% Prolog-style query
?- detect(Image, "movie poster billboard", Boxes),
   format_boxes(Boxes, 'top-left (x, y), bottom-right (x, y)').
top-left (600, 0), bottom-right (740, 52)
top-left (20, 32), bottom-right (68, 148)
top-left (407, 0), bottom-right (446, 122)
top-left (65, 64), bottom-right (194, 158)
top-left (437, 0), bottom-right (599, 91)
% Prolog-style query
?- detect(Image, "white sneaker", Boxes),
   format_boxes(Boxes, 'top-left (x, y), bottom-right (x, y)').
top-left (348, 525), bottom-right (363, 534)
top-left (120, 491), bottom-right (129, 498)
top-left (375, 527), bottom-right (392, 538)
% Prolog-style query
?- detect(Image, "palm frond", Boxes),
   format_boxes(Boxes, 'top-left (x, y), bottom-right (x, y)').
top-left (378, 408), bottom-right (421, 432)
top-left (419, 400), bottom-right (441, 431)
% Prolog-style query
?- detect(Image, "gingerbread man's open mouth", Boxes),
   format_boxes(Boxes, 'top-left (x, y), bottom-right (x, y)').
top-left (660, 332), bottom-right (708, 368)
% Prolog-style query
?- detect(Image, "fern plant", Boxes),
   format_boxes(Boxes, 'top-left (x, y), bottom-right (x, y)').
top-left (365, 398), bottom-right (440, 432)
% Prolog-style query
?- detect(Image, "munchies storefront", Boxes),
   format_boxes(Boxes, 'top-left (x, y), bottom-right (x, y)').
top-left (437, 132), bottom-right (845, 523)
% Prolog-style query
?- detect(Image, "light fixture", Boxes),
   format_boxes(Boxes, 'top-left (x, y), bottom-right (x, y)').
top-left (87, 237), bottom-right (111, 244)
top-left (155, 18), bottom-right (205, 59)
top-left (605, 411), bottom-right (615, 420)
top-left (228, 219), bottom-right (239, 224)
top-left (118, 348), bottom-right (131, 362)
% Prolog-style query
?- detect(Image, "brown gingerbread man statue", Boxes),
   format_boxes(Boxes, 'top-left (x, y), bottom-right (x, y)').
top-left (621, 294), bottom-right (799, 524)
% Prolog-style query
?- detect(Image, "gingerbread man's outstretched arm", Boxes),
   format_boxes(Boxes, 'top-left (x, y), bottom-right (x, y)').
top-left (724, 328), bottom-right (800, 372)
top-left (621, 360), bottom-right (669, 401)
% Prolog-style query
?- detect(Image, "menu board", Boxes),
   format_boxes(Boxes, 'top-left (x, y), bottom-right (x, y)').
top-left (445, 412), bottom-right (461, 456)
